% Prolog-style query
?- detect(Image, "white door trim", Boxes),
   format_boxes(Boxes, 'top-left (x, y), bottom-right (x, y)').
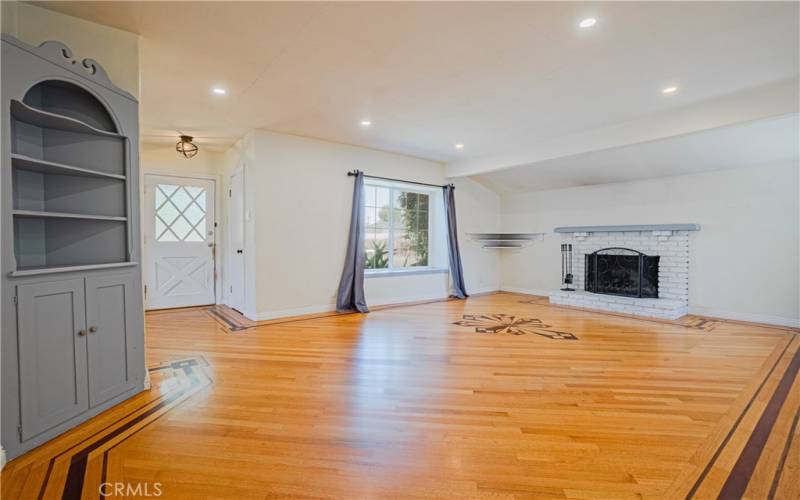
top-left (143, 174), bottom-right (217, 309)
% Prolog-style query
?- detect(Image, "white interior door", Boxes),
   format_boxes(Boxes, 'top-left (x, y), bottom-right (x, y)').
top-left (227, 168), bottom-right (245, 312)
top-left (144, 175), bottom-right (216, 309)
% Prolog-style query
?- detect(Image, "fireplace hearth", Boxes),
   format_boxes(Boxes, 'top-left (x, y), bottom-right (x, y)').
top-left (585, 247), bottom-right (659, 298)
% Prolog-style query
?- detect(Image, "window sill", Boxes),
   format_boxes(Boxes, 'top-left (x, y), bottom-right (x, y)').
top-left (364, 267), bottom-right (448, 278)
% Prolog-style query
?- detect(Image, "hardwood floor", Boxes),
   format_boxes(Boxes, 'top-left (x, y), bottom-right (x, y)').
top-left (2, 292), bottom-right (798, 499)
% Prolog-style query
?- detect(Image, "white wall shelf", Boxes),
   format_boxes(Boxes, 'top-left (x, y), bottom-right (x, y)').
top-left (468, 233), bottom-right (544, 249)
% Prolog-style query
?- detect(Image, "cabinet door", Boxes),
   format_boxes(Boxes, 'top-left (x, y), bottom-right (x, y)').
top-left (85, 273), bottom-right (138, 406)
top-left (17, 279), bottom-right (88, 440)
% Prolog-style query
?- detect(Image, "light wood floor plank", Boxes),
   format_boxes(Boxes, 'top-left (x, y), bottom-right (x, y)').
top-left (2, 292), bottom-right (797, 499)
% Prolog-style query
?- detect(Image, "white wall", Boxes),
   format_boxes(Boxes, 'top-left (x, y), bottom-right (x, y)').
top-left (140, 143), bottom-right (223, 178)
top-left (499, 162), bottom-right (800, 327)
top-left (225, 130), bottom-right (500, 320)
top-left (1, 1), bottom-right (140, 98)
top-left (452, 177), bottom-right (502, 293)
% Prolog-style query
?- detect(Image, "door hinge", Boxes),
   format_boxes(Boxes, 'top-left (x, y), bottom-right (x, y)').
top-left (12, 294), bottom-right (18, 305)
top-left (144, 285), bottom-right (148, 299)
top-left (229, 189), bottom-right (232, 197)
top-left (230, 285), bottom-right (233, 293)
top-left (18, 426), bottom-right (23, 440)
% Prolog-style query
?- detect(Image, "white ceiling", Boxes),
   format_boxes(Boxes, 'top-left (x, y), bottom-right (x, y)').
top-left (473, 113), bottom-right (800, 193)
top-left (37, 2), bottom-right (799, 161)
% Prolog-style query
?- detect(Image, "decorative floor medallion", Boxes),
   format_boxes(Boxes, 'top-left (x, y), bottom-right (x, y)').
top-left (454, 314), bottom-right (578, 340)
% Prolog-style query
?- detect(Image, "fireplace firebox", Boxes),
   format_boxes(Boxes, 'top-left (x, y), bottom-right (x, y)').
top-left (585, 248), bottom-right (659, 298)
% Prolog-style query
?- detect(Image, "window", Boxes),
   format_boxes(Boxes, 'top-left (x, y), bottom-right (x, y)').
top-left (364, 184), bottom-right (430, 270)
top-left (154, 184), bottom-right (207, 242)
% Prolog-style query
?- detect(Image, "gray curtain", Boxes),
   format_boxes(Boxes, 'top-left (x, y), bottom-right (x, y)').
top-left (443, 184), bottom-right (468, 299)
top-left (336, 171), bottom-right (369, 313)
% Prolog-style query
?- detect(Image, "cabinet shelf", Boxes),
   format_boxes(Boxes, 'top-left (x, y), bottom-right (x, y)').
top-left (9, 261), bottom-right (137, 278)
top-left (11, 154), bottom-right (126, 180)
top-left (13, 210), bottom-right (127, 221)
top-left (10, 100), bottom-right (123, 138)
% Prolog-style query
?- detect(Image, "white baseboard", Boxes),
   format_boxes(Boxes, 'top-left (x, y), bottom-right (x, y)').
top-left (499, 285), bottom-right (554, 297)
top-left (688, 306), bottom-right (800, 328)
top-left (370, 293), bottom-right (448, 307)
top-left (1, 446), bottom-right (6, 470)
top-left (469, 285), bottom-right (501, 295)
top-left (252, 288), bottom-right (505, 321)
top-left (254, 303), bottom-right (336, 321)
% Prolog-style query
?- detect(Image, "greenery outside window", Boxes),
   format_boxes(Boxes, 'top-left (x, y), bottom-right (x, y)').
top-left (364, 184), bottom-right (430, 271)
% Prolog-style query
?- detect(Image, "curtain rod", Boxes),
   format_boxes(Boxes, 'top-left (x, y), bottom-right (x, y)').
top-left (347, 170), bottom-right (452, 189)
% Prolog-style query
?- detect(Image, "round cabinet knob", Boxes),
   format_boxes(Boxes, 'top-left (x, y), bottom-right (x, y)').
top-left (78, 330), bottom-right (87, 337)
top-left (89, 326), bottom-right (98, 333)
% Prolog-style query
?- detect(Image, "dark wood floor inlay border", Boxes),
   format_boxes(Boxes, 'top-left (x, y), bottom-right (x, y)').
top-left (686, 335), bottom-right (796, 498)
top-left (29, 356), bottom-right (213, 500)
top-left (718, 346), bottom-right (800, 499)
top-left (768, 406), bottom-right (799, 499)
top-left (207, 305), bottom-right (255, 332)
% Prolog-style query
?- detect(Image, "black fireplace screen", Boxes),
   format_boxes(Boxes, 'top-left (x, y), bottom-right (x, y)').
top-left (585, 248), bottom-right (659, 298)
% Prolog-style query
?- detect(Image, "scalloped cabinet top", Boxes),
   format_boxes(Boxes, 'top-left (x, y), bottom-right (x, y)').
top-left (2, 34), bottom-right (136, 102)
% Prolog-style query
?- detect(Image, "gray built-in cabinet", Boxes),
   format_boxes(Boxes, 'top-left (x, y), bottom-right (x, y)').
top-left (2, 35), bottom-right (146, 460)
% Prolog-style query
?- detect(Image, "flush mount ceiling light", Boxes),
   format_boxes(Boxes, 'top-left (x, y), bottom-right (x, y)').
top-left (662, 86), bottom-right (679, 95)
top-left (212, 87), bottom-right (227, 95)
top-left (579, 18), bottom-right (597, 28)
top-left (455, 144), bottom-right (465, 149)
top-left (176, 135), bottom-right (199, 159)
top-left (360, 120), bottom-right (372, 126)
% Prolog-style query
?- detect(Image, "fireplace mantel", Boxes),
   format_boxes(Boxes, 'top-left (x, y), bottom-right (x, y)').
top-left (554, 224), bottom-right (700, 233)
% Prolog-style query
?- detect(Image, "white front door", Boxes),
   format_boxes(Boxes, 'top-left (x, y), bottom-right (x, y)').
top-left (227, 168), bottom-right (245, 312)
top-left (144, 175), bottom-right (216, 309)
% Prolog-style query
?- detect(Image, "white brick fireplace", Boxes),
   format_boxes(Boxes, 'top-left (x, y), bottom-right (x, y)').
top-left (549, 224), bottom-right (699, 320)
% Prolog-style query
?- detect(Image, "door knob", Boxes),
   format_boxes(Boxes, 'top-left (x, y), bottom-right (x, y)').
top-left (78, 329), bottom-right (87, 337)
top-left (89, 326), bottom-right (97, 333)
top-left (236, 249), bottom-right (243, 254)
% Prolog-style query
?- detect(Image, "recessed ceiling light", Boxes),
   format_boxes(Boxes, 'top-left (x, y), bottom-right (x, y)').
top-left (455, 144), bottom-right (464, 149)
top-left (212, 87), bottom-right (227, 95)
top-left (579, 18), bottom-right (597, 28)
top-left (360, 120), bottom-right (372, 126)
top-left (662, 86), bottom-right (678, 95)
